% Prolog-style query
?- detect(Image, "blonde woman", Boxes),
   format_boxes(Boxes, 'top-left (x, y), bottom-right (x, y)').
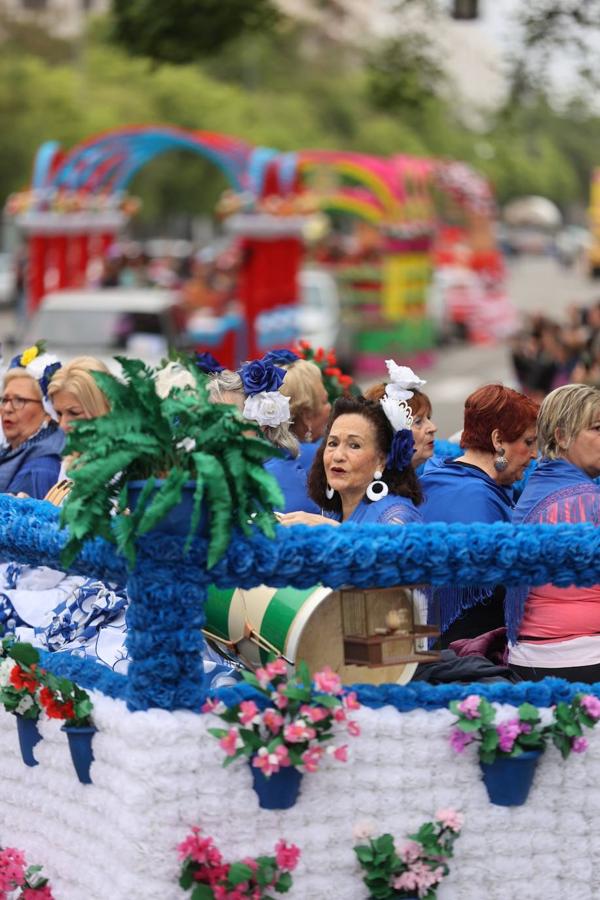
top-left (509, 384), bottom-right (600, 683)
top-left (44, 356), bottom-right (111, 504)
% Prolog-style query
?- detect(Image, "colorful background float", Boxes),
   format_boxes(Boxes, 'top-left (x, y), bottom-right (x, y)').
top-left (5, 125), bottom-right (516, 368)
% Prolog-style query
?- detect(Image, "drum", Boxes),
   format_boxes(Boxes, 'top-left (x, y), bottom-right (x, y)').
top-left (204, 583), bottom-right (429, 685)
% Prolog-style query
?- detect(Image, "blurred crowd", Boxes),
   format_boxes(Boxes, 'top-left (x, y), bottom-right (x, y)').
top-left (89, 240), bottom-right (241, 317)
top-left (510, 299), bottom-right (600, 401)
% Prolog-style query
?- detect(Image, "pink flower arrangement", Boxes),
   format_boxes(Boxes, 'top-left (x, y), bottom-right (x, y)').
top-left (354, 810), bottom-right (463, 899)
top-left (0, 847), bottom-right (54, 899)
top-left (449, 693), bottom-right (600, 764)
top-left (206, 659), bottom-right (360, 777)
top-left (178, 827), bottom-right (300, 899)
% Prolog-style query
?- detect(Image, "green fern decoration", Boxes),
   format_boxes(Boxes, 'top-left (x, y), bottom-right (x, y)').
top-left (60, 356), bottom-right (284, 569)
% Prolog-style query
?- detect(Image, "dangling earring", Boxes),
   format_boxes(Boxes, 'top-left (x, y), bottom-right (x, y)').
top-left (366, 470), bottom-right (389, 502)
top-left (304, 426), bottom-right (313, 443)
top-left (494, 448), bottom-right (508, 472)
top-left (325, 484), bottom-right (335, 500)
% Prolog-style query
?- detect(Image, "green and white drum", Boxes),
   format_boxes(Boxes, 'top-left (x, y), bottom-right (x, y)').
top-left (204, 584), bottom-right (421, 685)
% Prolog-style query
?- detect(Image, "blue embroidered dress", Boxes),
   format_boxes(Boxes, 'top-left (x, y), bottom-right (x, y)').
top-left (329, 493), bottom-right (423, 525)
top-left (265, 441), bottom-right (320, 514)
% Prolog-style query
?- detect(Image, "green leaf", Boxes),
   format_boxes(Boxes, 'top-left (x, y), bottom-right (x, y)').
top-left (227, 862), bottom-right (254, 886)
top-left (354, 845), bottom-right (374, 864)
top-left (191, 884), bottom-right (215, 900)
top-left (7, 642), bottom-right (39, 667)
top-left (480, 729), bottom-right (499, 752)
top-left (518, 703), bottom-right (541, 723)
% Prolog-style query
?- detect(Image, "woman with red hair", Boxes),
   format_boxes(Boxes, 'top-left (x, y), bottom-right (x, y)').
top-left (421, 384), bottom-right (539, 643)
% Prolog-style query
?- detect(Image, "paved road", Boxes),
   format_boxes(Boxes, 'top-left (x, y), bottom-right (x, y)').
top-left (412, 256), bottom-right (600, 438)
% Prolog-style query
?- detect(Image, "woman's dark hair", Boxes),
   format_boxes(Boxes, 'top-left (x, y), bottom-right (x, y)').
top-left (460, 384), bottom-right (539, 453)
top-left (307, 395), bottom-right (422, 512)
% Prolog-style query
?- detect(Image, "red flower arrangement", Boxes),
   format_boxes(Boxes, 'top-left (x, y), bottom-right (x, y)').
top-left (178, 827), bottom-right (300, 899)
top-left (0, 846), bottom-right (54, 898)
top-left (292, 341), bottom-right (355, 403)
top-left (0, 639), bottom-right (92, 727)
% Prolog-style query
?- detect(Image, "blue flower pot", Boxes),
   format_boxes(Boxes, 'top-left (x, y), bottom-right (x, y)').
top-left (15, 714), bottom-right (42, 767)
top-left (127, 480), bottom-right (207, 538)
top-left (480, 750), bottom-right (543, 806)
top-left (249, 760), bottom-right (303, 810)
top-left (62, 724), bottom-right (97, 785)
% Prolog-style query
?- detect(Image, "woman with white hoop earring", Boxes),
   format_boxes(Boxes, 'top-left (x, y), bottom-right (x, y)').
top-left (277, 395), bottom-right (423, 527)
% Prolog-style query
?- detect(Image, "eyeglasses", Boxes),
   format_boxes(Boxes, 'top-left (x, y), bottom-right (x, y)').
top-left (0, 396), bottom-right (43, 411)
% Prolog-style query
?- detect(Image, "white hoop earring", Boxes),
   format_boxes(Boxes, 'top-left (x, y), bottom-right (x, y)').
top-left (325, 484), bottom-right (335, 500)
top-left (366, 470), bottom-right (388, 502)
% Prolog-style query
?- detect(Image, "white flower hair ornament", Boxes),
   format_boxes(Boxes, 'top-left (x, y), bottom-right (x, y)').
top-left (243, 391), bottom-right (291, 428)
top-left (384, 360), bottom-right (426, 401)
top-left (9, 341), bottom-right (62, 420)
top-left (380, 391), bottom-right (415, 472)
top-left (154, 361), bottom-right (197, 399)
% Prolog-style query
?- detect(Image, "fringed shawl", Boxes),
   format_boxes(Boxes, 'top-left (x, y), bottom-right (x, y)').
top-left (504, 458), bottom-right (600, 642)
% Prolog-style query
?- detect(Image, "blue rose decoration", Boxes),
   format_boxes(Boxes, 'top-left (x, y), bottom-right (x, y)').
top-left (239, 359), bottom-right (286, 396)
top-left (39, 361), bottom-right (62, 398)
top-left (195, 351), bottom-right (225, 374)
top-left (387, 428), bottom-right (415, 472)
top-left (261, 348), bottom-right (299, 365)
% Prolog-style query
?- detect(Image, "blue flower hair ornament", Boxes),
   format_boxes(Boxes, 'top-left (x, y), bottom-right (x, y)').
top-left (195, 351), bottom-right (225, 374)
top-left (261, 348), bottom-right (299, 366)
top-left (239, 359), bottom-right (286, 396)
top-left (388, 428), bottom-right (415, 472)
top-left (380, 391), bottom-right (415, 472)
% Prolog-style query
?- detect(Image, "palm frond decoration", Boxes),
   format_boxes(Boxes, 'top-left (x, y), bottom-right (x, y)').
top-left (60, 356), bottom-right (283, 569)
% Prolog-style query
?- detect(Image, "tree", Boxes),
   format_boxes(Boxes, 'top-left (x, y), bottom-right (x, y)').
top-left (110, 0), bottom-right (279, 65)
top-left (365, 34), bottom-right (444, 114)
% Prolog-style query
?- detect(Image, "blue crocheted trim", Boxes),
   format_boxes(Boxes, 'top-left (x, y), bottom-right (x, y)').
top-left (38, 649), bottom-right (128, 700)
top-left (211, 676), bottom-right (600, 712)
top-left (4, 493), bottom-right (600, 711)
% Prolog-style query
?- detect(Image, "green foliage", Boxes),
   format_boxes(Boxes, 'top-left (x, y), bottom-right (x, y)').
top-left (2, 9), bottom-right (600, 220)
top-left (354, 813), bottom-right (462, 900)
top-left (110, 0), bottom-right (279, 65)
top-left (449, 693), bottom-right (600, 764)
top-left (365, 34), bottom-right (444, 114)
top-left (60, 356), bottom-right (283, 569)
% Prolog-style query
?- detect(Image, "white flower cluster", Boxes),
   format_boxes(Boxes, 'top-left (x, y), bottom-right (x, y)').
top-left (0, 657), bottom-right (15, 688)
top-left (0, 694), bottom-right (598, 899)
top-left (154, 362), bottom-right (197, 399)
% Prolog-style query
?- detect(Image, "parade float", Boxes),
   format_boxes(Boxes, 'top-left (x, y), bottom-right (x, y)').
top-left (1, 470), bottom-right (600, 898)
top-left (6, 125), bottom-right (514, 370)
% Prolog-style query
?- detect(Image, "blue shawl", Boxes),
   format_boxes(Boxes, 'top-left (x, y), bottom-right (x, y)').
top-left (0, 423), bottom-right (65, 498)
top-left (420, 456), bottom-right (525, 634)
top-left (505, 458), bottom-right (600, 642)
top-left (420, 456), bottom-right (514, 524)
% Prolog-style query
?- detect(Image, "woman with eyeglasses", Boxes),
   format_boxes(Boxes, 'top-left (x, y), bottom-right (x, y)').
top-left (0, 343), bottom-right (64, 498)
